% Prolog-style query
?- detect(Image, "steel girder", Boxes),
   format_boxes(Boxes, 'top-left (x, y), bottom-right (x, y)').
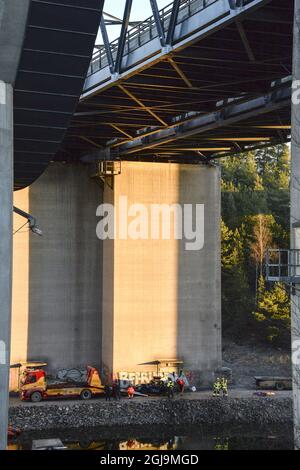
top-left (59, 0), bottom-right (293, 164)
top-left (80, 80), bottom-right (291, 162)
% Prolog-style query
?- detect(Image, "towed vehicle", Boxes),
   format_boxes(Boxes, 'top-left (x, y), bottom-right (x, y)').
top-left (136, 378), bottom-right (169, 396)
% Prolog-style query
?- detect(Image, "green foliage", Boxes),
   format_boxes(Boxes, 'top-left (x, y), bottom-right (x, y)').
top-left (253, 277), bottom-right (290, 345)
top-left (255, 145), bottom-right (290, 190)
top-left (221, 220), bottom-right (243, 269)
top-left (221, 220), bottom-right (253, 335)
top-left (221, 152), bottom-right (263, 192)
top-left (221, 144), bottom-right (291, 346)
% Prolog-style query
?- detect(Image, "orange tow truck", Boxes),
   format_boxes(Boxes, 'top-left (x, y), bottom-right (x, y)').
top-left (20, 366), bottom-right (104, 402)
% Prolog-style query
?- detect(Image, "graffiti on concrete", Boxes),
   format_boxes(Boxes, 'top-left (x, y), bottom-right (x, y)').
top-left (56, 368), bottom-right (87, 383)
top-left (118, 371), bottom-right (169, 385)
top-left (117, 371), bottom-right (191, 387)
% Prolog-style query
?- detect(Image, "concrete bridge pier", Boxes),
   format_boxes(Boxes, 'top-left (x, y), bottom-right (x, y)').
top-left (0, 81), bottom-right (13, 450)
top-left (11, 164), bottom-right (103, 377)
top-left (101, 161), bottom-right (222, 385)
top-left (291, 0), bottom-right (300, 451)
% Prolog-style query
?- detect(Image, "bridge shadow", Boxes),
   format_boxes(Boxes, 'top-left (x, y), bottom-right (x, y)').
top-left (26, 163), bottom-right (103, 374)
top-left (176, 164), bottom-right (222, 386)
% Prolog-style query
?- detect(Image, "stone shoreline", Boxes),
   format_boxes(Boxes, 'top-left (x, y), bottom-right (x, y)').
top-left (9, 396), bottom-right (293, 431)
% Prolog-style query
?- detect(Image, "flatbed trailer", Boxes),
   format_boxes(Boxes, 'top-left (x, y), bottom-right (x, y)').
top-left (254, 376), bottom-right (292, 391)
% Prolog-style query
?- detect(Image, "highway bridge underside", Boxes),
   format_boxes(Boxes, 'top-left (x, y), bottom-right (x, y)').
top-left (10, 0), bottom-right (294, 386)
top-left (58, 0), bottom-right (293, 164)
top-left (11, 160), bottom-right (221, 387)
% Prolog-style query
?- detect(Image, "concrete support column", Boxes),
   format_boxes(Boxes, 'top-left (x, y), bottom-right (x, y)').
top-left (291, 0), bottom-right (300, 451)
top-left (11, 163), bottom-right (103, 376)
top-left (102, 162), bottom-right (221, 385)
top-left (0, 81), bottom-right (13, 450)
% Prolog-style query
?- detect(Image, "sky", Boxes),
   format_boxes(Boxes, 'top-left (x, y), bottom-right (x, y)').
top-left (96, 0), bottom-right (172, 44)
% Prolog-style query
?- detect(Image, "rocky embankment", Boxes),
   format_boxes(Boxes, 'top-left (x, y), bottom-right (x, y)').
top-left (9, 396), bottom-right (292, 431)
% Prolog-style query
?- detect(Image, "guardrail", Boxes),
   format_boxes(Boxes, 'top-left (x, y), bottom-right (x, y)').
top-left (88, 0), bottom-right (221, 76)
top-left (265, 249), bottom-right (300, 284)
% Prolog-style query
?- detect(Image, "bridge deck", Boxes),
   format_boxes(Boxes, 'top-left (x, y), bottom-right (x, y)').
top-left (58, 0), bottom-right (293, 164)
top-left (13, 0), bottom-right (104, 189)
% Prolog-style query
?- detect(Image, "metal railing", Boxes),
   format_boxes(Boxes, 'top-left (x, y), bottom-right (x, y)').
top-left (265, 249), bottom-right (300, 283)
top-left (88, 0), bottom-right (219, 76)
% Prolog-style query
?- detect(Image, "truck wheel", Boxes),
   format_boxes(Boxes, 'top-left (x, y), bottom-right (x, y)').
top-left (275, 382), bottom-right (285, 391)
top-left (80, 389), bottom-right (92, 400)
top-left (30, 391), bottom-right (42, 403)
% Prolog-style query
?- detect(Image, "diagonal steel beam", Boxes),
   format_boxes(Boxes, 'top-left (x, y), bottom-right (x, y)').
top-left (118, 84), bottom-right (168, 127)
top-left (110, 123), bottom-right (133, 139)
top-left (100, 16), bottom-right (115, 74)
top-left (149, 0), bottom-right (166, 47)
top-left (103, 11), bottom-right (123, 23)
top-left (167, 57), bottom-right (194, 88)
top-left (236, 20), bottom-right (256, 62)
top-left (114, 0), bottom-right (133, 74)
top-left (166, 0), bottom-right (180, 46)
top-left (103, 11), bottom-right (140, 27)
top-left (78, 135), bottom-right (103, 148)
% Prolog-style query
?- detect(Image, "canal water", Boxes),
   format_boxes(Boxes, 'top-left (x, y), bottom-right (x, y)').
top-left (8, 423), bottom-right (293, 450)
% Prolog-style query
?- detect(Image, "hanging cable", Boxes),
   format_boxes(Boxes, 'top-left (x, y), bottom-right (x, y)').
top-left (13, 221), bottom-right (28, 236)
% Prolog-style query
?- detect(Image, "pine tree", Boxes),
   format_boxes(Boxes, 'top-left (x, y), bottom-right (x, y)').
top-left (253, 276), bottom-right (290, 345)
top-left (221, 220), bottom-right (243, 269)
top-left (221, 220), bottom-right (253, 335)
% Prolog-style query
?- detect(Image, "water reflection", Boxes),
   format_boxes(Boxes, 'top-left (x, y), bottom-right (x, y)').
top-left (8, 423), bottom-right (293, 451)
top-left (213, 438), bottom-right (229, 451)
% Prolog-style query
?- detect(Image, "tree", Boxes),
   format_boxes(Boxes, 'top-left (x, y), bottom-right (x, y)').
top-left (249, 214), bottom-right (275, 277)
top-left (221, 220), bottom-right (253, 335)
top-left (221, 220), bottom-right (243, 269)
top-left (255, 144), bottom-right (290, 190)
top-left (220, 144), bottom-right (290, 346)
top-left (256, 144), bottom-right (290, 230)
top-left (253, 276), bottom-right (290, 345)
top-left (221, 152), bottom-right (269, 228)
top-left (221, 152), bottom-right (263, 192)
